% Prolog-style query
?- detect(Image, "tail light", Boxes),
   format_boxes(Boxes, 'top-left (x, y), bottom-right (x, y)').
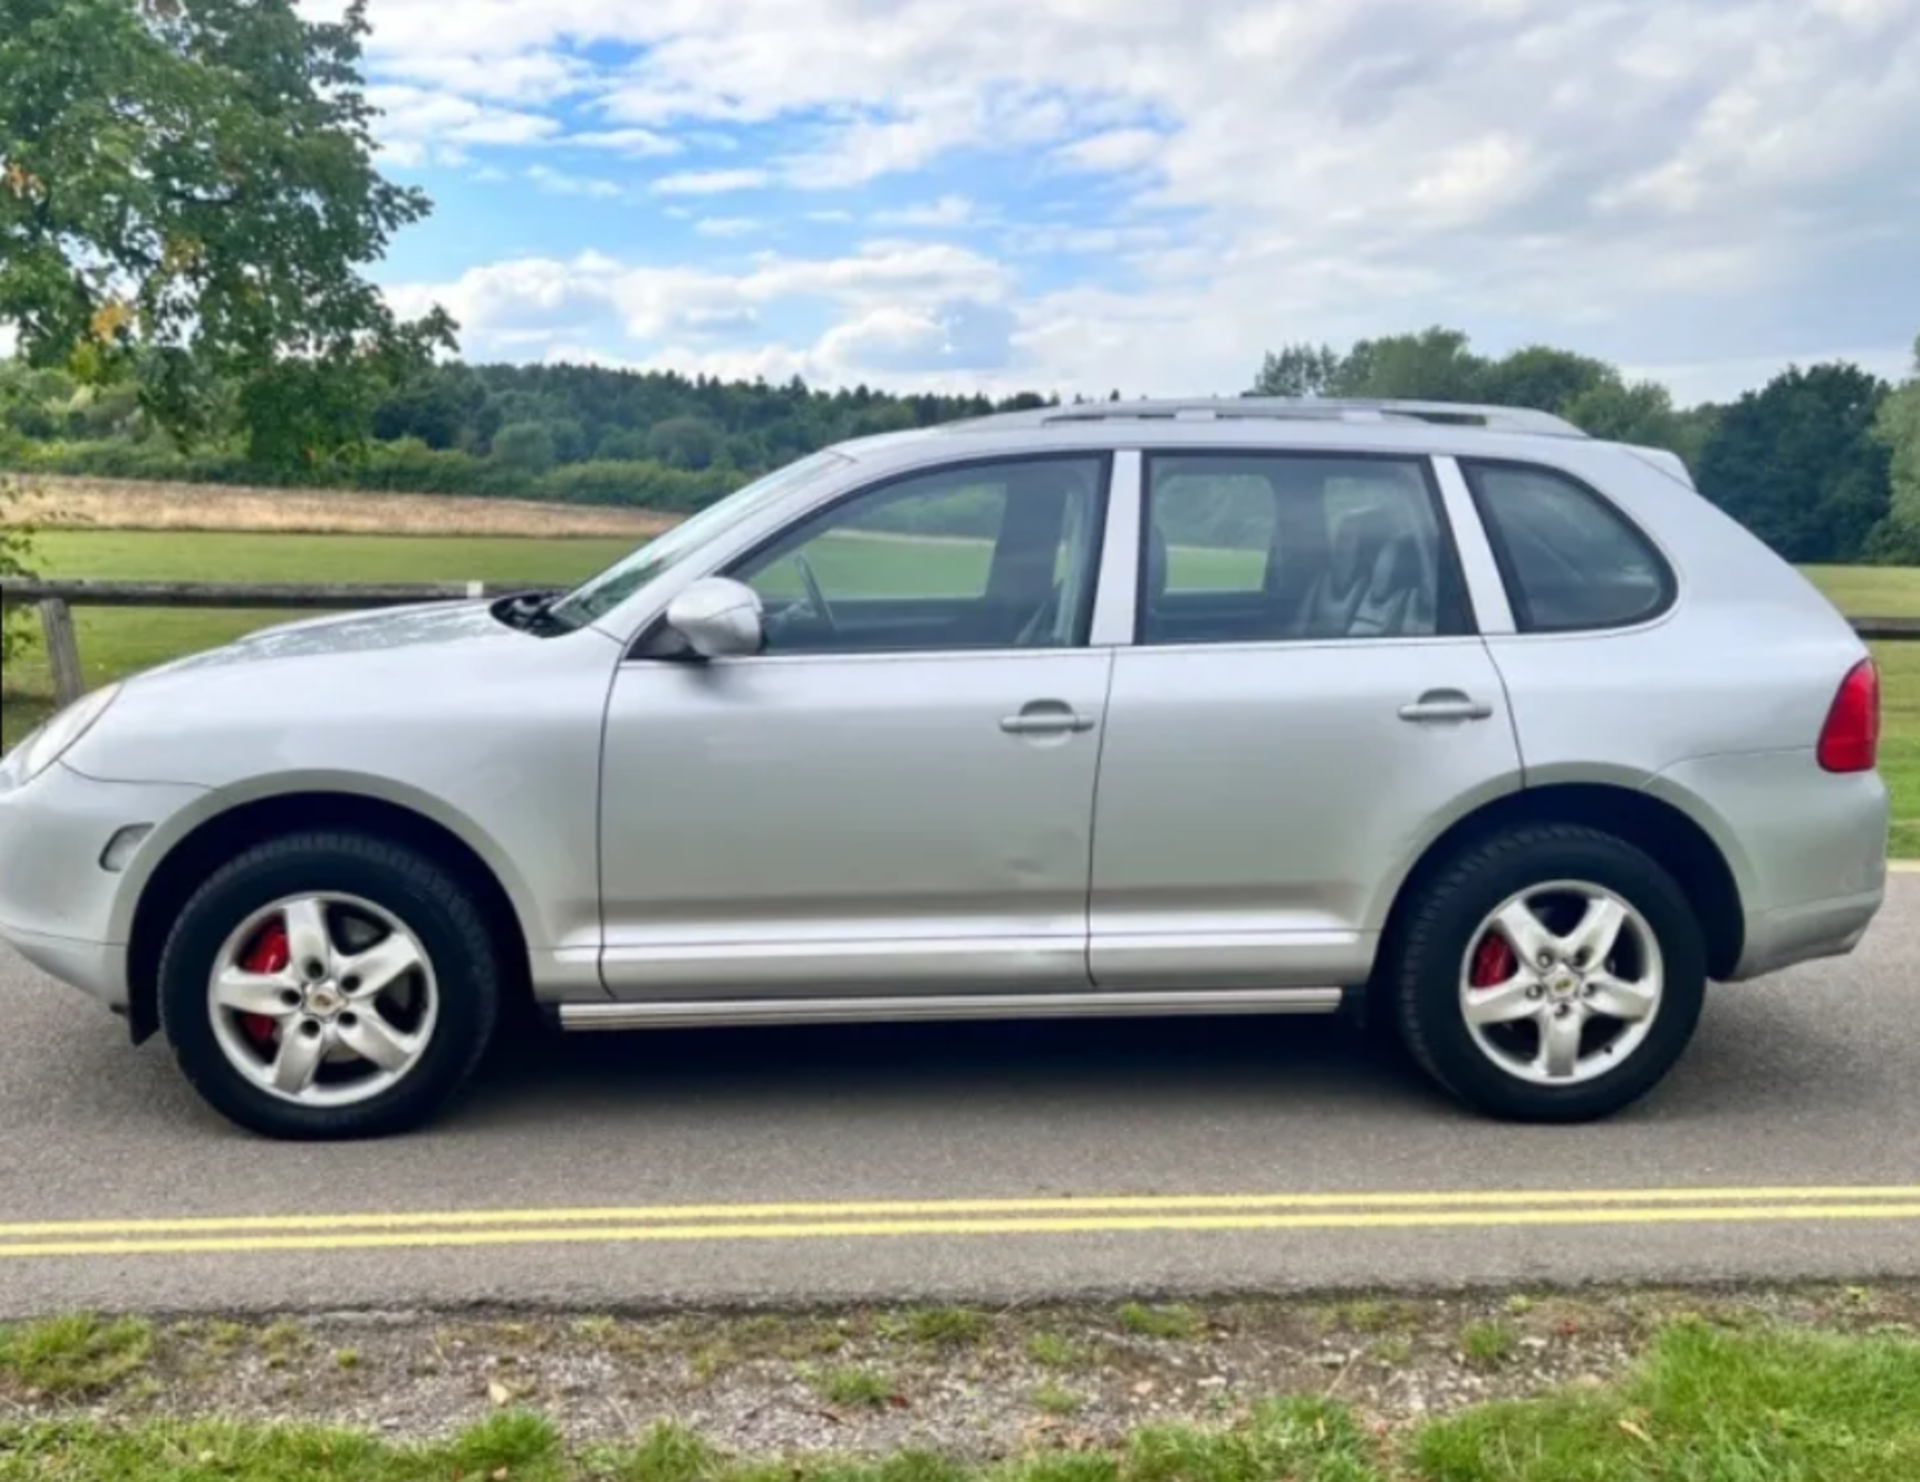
top-left (1817, 659), bottom-right (1880, 774)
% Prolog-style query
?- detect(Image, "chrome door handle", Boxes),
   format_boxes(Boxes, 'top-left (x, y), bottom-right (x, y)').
top-left (1399, 693), bottom-right (1494, 723)
top-left (1001, 709), bottom-right (1096, 736)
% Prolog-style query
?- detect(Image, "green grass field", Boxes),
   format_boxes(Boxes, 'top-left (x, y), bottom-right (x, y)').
top-left (3, 530), bottom-right (1916, 854)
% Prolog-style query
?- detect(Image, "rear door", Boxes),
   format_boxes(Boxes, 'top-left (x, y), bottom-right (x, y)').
top-left (1089, 449), bottom-right (1525, 989)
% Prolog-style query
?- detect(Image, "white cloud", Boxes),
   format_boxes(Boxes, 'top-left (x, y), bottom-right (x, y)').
top-left (566, 128), bottom-right (682, 157)
top-left (526, 165), bottom-right (626, 199)
top-left (1052, 128), bottom-right (1165, 174)
top-left (875, 195), bottom-right (977, 228)
top-left (351, 0), bottom-right (1920, 401)
top-left (695, 216), bottom-right (765, 238)
top-left (374, 50), bottom-right (591, 105)
top-left (366, 83), bottom-right (558, 165)
top-left (387, 239), bottom-right (1015, 379)
top-left (652, 168), bottom-right (772, 195)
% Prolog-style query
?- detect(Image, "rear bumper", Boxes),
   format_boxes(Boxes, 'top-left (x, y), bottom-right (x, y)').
top-left (1646, 750), bottom-right (1889, 983)
top-left (1726, 887), bottom-right (1883, 981)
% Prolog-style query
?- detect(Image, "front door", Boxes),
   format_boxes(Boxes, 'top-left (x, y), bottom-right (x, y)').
top-left (1089, 449), bottom-right (1524, 988)
top-left (599, 454), bottom-right (1113, 998)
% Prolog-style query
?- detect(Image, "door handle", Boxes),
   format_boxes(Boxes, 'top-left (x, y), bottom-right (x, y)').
top-left (1001, 706), bottom-right (1096, 736)
top-left (1399, 692), bottom-right (1494, 723)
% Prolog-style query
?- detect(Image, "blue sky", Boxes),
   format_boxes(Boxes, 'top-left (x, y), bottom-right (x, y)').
top-left (338, 0), bottom-right (1920, 406)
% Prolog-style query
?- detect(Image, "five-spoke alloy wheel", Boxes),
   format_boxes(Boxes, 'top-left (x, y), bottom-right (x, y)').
top-left (160, 831), bottom-right (501, 1140)
top-left (208, 893), bottom-right (441, 1108)
top-left (1384, 825), bottom-right (1707, 1122)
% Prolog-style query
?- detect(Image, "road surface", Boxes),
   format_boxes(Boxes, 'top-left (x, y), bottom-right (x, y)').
top-left (3, 875), bottom-right (1917, 1318)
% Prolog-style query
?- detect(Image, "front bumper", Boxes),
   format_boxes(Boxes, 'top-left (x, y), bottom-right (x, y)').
top-left (0, 762), bottom-right (207, 1011)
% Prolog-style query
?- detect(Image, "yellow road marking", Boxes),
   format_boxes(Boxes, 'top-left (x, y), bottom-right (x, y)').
top-left (5, 1186), bottom-right (1920, 1241)
top-left (3, 1203), bottom-right (1919, 1260)
top-left (2, 1188), bottom-right (1919, 1259)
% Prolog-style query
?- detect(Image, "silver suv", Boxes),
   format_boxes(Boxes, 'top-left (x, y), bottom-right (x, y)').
top-left (0, 399), bottom-right (1889, 1139)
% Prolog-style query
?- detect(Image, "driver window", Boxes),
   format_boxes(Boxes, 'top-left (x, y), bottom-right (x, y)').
top-left (733, 456), bottom-right (1107, 656)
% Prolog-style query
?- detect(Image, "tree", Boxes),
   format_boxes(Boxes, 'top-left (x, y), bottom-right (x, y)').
top-left (0, 0), bottom-right (455, 466)
top-left (1251, 344), bottom-right (1339, 398)
top-left (1477, 345), bottom-right (1612, 414)
top-left (1335, 327), bottom-right (1487, 402)
top-left (1695, 362), bottom-right (1892, 564)
top-left (1560, 377), bottom-right (1683, 450)
top-left (0, 475), bottom-right (33, 669)
top-left (1872, 336), bottom-right (1920, 560)
top-left (491, 422), bottom-right (556, 476)
top-left (645, 415), bottom-right (720, 470)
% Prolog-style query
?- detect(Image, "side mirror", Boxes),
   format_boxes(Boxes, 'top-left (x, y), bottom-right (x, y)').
top-left (664, 577), bottom-right (764, 659)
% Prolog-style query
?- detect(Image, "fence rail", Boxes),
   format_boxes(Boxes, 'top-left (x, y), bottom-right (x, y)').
top-left (6, 577), bottom-right (1919, 710)
top-left (3, 579), bottom-right (526, 708)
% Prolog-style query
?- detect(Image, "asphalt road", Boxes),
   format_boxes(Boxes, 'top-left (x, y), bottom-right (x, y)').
top-left (3, 875), bottom-right (1917, 1320)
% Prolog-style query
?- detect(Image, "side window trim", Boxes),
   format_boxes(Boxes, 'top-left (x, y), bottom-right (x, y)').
top-left (1134, 447), bottom-right (1478, 649)
top-left (704, 449), bottom-right (1115, 660)
top-left (1087, 449), bottom-right (1143, 647)
top-left (1431, 456), bottom-right (1515, 635)
top-left (1459, 456), bottom-right (1678, 636)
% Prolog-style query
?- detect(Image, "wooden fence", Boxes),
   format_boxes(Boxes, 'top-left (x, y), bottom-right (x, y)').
top-left (4, 578), bottom-right (515, 707)
top-left (5, 577), bottom-right (1920, 710)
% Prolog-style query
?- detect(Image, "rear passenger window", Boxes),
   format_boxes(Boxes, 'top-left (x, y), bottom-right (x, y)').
top-left (1141, 453), bottom-right (1467, 645)
top-left (1463, 462), bottom-right (1673, 633)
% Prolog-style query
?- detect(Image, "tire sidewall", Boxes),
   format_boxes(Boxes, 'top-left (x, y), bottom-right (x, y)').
top-left (1398, 830), bottom-right (1707, 1122)
top-left (160, 835), bottom-right (497, 1139)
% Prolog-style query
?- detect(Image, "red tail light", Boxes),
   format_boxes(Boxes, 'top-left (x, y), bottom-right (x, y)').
top-left (1818, 659), bottom-right (1880, 773)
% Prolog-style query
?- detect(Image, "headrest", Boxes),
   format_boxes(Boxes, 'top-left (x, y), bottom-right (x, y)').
top-left (1328, 505), bottom-right (1395, 590)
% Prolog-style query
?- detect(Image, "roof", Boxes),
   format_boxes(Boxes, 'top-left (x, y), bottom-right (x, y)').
top-left (948, 397), bottom-right (1588, 439)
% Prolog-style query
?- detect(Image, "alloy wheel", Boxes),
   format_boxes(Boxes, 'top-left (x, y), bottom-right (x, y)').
top-left (1457, 879), bottom-right (1664, 1087)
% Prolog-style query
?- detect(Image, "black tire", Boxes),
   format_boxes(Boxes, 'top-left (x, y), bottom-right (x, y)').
top-left (158, 831), bottom-right (501, 1140)
top-left (1384, 824), bottom-right (1707, 1123)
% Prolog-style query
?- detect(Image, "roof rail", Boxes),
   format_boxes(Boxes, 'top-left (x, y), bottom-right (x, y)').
top-left (965, 398), bottom-right (1588, 438)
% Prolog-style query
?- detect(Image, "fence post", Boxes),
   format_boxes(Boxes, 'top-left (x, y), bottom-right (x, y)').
top-left (38, 598), bottom-right (85, 708)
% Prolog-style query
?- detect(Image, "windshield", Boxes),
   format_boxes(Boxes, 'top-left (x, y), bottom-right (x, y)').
top-left (544, 449), bottom-right (854, 629)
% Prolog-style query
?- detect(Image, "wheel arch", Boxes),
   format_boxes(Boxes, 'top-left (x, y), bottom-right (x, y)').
top-left (1374, 782), bottom-right (1747, 984)
top-left (124, 785), bottom-right (537, 1045)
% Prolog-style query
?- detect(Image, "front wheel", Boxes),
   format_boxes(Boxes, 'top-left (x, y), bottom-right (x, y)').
top-left (158, 831), bottom-right (501, 1140)
top-left (1384, 825), bottom-right (1707, 1123)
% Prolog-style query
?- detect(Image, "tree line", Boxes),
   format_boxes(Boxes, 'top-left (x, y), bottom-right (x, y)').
top-left (6, 332), bottom-right (1919, 563)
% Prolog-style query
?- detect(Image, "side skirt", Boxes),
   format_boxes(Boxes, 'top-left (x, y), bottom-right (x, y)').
top-left (558, 987), bottom-right (1344, 1032)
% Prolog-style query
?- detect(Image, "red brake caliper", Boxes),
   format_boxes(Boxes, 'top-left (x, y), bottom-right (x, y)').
top-left (237, 919), bottom-right (290, 1049)
top-left (1470, 932), bottom-right (1517, 989)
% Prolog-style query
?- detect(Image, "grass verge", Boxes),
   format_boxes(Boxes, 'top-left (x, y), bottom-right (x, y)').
top-left (0, 1321), bottom-right (1914, 1481)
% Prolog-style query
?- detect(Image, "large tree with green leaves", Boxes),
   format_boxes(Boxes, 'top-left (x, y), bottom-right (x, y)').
top-left (0, 0), bottom-right (454, 466)
top-left (1872, 337), bottom-right (1920, 561)
top-left (1695, 362), bottom-right (1892, 564)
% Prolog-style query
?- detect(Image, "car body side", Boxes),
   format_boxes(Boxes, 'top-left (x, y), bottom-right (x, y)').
top-left (0, 417), bottom-right (1887, 1039)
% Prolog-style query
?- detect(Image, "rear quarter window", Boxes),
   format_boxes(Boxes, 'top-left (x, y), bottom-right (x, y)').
top-left (1463, 460), bottom-right (1675, 633)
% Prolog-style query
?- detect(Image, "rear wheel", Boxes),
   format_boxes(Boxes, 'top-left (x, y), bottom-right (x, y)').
top-left (1385, 825), bottom-right (1707, 1122)
top-left (158, 832), bottom-right (500, 1139)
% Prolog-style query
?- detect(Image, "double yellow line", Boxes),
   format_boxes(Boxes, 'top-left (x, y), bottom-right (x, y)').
top-left (3, 1186), bottom-right (1919, 1260)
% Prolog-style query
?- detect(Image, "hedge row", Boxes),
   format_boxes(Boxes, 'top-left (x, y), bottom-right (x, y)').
top-left (2, 439), bottom-right (746, 513)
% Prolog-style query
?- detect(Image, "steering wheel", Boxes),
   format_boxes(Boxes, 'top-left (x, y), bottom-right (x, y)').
top-left (793, 551), bottom-right (838, 634)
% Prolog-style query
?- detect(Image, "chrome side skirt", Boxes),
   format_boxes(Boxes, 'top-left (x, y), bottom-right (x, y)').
top-left (558, 987), bottom-right (1344, 1032)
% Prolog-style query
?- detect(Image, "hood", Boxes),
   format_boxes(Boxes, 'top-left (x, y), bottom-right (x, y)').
top-left (142, 599), bottom-right (519, 678)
